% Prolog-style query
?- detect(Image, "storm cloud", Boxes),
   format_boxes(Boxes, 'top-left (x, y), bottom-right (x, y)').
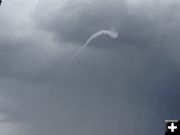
top-left (0, 0), bottom-right (180, 135)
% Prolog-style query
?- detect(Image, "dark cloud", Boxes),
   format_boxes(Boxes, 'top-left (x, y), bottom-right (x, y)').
top-left (34, 0), bottom-right (180, 49)
top-left (0, 0), bottom-right (180, 135)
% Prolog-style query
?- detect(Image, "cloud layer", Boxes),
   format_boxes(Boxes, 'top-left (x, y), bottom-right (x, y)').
top-left (0, 0), bottom-right (180, 135)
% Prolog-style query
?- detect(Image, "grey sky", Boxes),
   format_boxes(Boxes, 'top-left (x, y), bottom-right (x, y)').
top-left (0, 0), bottom-right (180, 135)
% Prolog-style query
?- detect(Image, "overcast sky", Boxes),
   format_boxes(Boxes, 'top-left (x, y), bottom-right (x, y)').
top-left (0, 0), bottom-right (180, 135)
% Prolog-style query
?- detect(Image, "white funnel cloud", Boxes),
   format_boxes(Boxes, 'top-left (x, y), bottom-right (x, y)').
top-left (70, 29), bottom-right (119, 62)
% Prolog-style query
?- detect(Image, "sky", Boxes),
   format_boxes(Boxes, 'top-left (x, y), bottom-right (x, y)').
top-left (0, 0), bottom-right (180, 135)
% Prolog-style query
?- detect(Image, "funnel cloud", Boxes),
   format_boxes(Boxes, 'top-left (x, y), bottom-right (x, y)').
top-left (70, 29), bottom-right (119, 62)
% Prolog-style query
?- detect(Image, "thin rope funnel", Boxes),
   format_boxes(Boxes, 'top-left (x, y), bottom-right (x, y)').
top-left (69, 29), bottom-right (119, 63)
